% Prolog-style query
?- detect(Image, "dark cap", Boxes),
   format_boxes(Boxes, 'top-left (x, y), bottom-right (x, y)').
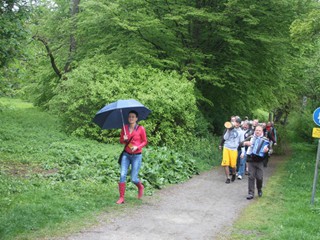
top-left (235, 117), bottom-right (242, 123)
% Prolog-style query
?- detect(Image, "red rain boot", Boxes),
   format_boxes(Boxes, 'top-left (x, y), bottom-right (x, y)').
top-left (135, 182), bottom-right (144, 199)
top-left (116, 182), bottom-right (126, 204)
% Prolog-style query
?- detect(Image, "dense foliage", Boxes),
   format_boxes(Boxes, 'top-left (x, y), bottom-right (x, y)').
top-left (1, 1), bottom-right (320, 238)
top-left (0, 0), bottom-right (29, 95)
top-left (0, 0), bottom-right (29, 67)
top-left (0, 98), bottom-right (209, 189)
top-left (45, 58), bottom-right (207, 147)
top-left (286, 110), bottom-right (316, 143)
top-left (4, 0), bottom-right (317, 141)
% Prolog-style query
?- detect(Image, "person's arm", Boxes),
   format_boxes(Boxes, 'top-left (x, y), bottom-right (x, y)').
top-left (223, 129), bottom-right (230, 140)
top-left (240, 131), bottom-right (245, 155)
top-left (137, 126), bottom-right (148, 149)
top-left (219, 129), bottom-right (227, 150)
top-left (245, 135), bottom-right (256, 155)
top-left (271, 128), bottom-right (277, 144)
top-left (130, 126), bottom-right (148, 152)
top-left (219, 137), bottom-right (225, 147)
top-left (119, 126), bottom-right (128, 144)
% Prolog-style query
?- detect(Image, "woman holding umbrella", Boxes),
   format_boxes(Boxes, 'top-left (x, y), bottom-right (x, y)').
top-left (117, 110), bottom-right (148, 204)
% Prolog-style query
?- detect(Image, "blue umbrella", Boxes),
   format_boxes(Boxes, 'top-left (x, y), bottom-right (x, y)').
top-left (93, 99), bottom-right (151, 133)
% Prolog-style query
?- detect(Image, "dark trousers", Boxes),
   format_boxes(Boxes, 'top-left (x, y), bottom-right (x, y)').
top-left (263, 155), bottom-right (269, 167)
top-left (248, 161), bottom-right (264, 195)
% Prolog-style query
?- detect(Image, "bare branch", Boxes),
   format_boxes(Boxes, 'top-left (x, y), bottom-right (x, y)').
top-left (32, 35), bottom-right (62, 79)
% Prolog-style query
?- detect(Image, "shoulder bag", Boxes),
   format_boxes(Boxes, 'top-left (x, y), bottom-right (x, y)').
top-left (118, 137), bottom-right (133, 165)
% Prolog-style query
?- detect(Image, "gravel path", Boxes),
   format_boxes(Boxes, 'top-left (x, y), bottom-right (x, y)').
top-left (60, 156), bottom-right (281, 240)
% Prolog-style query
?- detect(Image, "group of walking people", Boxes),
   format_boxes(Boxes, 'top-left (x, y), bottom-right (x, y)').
top-left (115, 110), bottom-right (277, 204)
top-left (219, 116), bottom-right (277, 200)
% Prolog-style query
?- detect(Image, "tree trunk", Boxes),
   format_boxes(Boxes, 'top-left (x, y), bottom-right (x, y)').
top-left (268, 112), bottom-right (273, 122)
top-left (64, 0), bottom-right (80, 73)
top-left (273, 109), bottom-right (283, 123)
top-left (33, 35), bottom-right (62, 79)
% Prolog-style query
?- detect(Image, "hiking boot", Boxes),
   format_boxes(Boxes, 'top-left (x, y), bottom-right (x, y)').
top-left (225, 178), bottom-right (231, 184)
top-left (258, 190), bottom-right (263, 197)
top-left (246, 194), bottom-right (254, 200)
top-left (231, 174), bottom-right (236, 182)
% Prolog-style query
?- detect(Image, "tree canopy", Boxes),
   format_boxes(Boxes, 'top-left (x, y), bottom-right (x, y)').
top-left (2, 0), bottom-right (320, 145)
top-left (0, 0), bottom-right (29, 95)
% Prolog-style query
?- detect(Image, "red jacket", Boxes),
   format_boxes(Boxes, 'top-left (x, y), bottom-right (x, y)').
top-left (120, 125), bottom-right (147, 154)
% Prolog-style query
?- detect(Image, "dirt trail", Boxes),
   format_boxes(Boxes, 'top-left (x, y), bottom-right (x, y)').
top-left (59, 156), bottom-right (282, 240)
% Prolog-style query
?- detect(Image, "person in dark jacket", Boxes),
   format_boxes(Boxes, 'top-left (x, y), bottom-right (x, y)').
top-left (237, 121), bottom-right (254, 180)
top-left (244, 125), bottom-right (269, 200)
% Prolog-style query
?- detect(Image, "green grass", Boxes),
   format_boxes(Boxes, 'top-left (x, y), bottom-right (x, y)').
top-left (0, 98), bottom-right (127, 239)
top-left (219, 142), bottom-right (320, 240)
top-left (0, 97), bottom-right (217, 239)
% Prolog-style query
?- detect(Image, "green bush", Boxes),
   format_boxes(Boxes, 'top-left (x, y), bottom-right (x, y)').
top-left (0, 97), bottom-right (212, 190)
top-left (46, 56), bottom-right (207, 148)
top-left (272, 124), bottom-right (287, 155)
top-left (286, 110), bottom-right (315, 143)
top-left (252, 109), bottom-right (269, 122)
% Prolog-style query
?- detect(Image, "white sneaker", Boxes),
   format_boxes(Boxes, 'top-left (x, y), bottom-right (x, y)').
top-left (237, 175), bottom-right (242, 180)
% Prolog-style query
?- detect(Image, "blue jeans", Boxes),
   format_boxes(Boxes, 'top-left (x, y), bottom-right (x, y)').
top-left (238, 154), bottom-right (247, 177)
top-left (119, 152), bottom-right (142, 184)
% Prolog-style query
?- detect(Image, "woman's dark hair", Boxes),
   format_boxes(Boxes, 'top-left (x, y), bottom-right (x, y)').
top-left (129, 110), bottom-right (138, 117)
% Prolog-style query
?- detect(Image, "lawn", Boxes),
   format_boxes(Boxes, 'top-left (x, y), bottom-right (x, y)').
top-left (0, 98), bottom-right (130, 239)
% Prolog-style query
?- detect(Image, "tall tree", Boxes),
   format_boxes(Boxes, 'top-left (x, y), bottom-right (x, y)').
top-left (32, 0), bottom-right (80, 80)
top-left (0, 0), bottom-right (28, 68)
top-left (0, 0), bottom-right (29, 95)
top-left (290, 3), bottom-right (320, 110)
top-left (24, 0), bottom-right (318, 134)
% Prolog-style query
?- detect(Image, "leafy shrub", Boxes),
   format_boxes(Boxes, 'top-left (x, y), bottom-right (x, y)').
top-left (272, 124), bottom-right (287, 155)
top-left (252, 108), bottom-right (269, 122)
top-left (40, 144), bottom-right (200, 191)
top-left (47, 56), bottom-right (206, 148)
top-left (0, 98), bottom-right (210, 204)
top-left (180, 135), bottom-right (219, 170)
top-left (140, 147), bottom-right (199, 189)
top-left (0, 97), bottom-right (214, 189)
top-left (286, 110), bottom-right (315, 143)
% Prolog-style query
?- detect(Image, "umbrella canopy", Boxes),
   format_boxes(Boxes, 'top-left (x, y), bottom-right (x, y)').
top-left (93, 99), bottom-right (151, 130)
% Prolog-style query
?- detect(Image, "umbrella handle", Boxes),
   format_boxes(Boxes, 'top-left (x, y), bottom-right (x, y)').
top-left (120, 109), bottom-right (127, 136)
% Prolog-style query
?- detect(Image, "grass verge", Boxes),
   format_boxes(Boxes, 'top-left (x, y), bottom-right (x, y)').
top-left (218, 142), bottom-right (320, 240)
